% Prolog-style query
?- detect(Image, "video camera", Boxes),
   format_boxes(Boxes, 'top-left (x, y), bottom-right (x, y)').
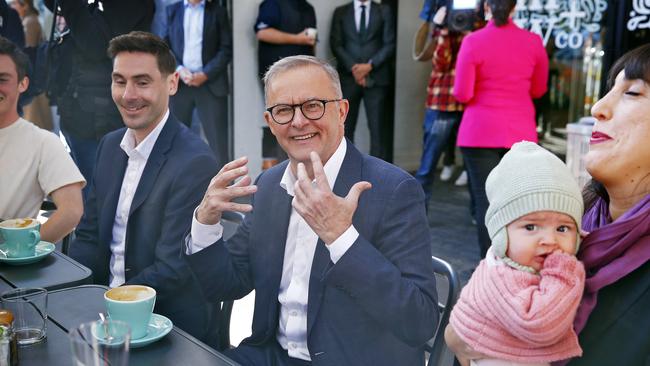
top-left (445, 0), bottom-right (484, 32)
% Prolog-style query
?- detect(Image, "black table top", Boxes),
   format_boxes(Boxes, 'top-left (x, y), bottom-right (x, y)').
top-left (0, 251), bottom-right (92, 291)
top-left (32, 285), bottom-right (240, 366)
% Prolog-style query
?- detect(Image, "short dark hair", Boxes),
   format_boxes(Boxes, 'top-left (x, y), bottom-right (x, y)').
top-left (487, 0), bottom-right (516, 26)
top-left (607, 43), bottom-right (650, 89)
top-left (107, 31), bottom-right (176, 75)
top-left (0, 36), bottom-right (29, 81)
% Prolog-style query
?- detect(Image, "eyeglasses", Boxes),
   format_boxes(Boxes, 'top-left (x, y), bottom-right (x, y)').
top-left (266, 99), bottom-right (342, 125)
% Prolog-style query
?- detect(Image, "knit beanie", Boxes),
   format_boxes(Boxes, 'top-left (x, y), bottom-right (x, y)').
top-left (485, 141), bottom-right (584, 273)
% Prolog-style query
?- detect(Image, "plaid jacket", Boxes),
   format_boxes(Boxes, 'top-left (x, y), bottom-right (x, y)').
top-left (425, 28), bottom-right (465, 112)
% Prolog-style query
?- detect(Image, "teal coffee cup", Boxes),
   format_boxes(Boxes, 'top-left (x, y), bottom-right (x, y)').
top-left (105, 285), bottom-right (156, 339)
top-left (0, 218), bottom-right (41, 258)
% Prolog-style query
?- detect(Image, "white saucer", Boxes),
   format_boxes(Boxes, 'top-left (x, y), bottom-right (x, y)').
top-left (0, 241), bottom-right (55, 265)
top-left (130, 313), bottom-right (173, 348)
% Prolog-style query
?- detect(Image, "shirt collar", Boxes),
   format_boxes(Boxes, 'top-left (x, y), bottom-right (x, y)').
top-left (119, 109), bottom-right (170, 160)
top-left (280, 138), bottom-right (347, 197)
top-left (184, 0), bottom-right (205, 9)
top-left (354, 0), bottom-right (372, 11)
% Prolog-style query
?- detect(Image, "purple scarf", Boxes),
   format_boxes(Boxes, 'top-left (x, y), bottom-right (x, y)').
top-left (573, 193), bottom-right (650, 333)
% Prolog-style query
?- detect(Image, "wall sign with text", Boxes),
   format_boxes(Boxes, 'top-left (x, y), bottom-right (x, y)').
top-left (513, 0), bottom-right (607, 49)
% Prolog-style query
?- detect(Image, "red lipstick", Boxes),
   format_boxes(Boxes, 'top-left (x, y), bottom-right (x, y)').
top-left (590, 131), bottom-right (612, 144)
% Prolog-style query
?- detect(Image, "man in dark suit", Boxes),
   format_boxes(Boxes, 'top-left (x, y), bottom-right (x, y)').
top-left (185, 56), bottom-right (437, 365)
top-left (69, 32), bottom-right (218, 341)
top-left (330, 0), bottom-right (396, 162)
top-left (164, 0), bottom-right (232, 169)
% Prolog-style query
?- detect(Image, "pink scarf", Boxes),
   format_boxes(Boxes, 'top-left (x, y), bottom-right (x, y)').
top-left (450, 252), bottom-right (585, 363)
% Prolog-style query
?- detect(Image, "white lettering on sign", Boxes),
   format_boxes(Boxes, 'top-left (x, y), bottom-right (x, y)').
top-left (628, 0), bottom-right (650, 31)
top-left (514, 0), bottom-right (607, 49)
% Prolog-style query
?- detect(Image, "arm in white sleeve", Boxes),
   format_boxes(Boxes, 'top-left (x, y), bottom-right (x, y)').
top-left (186, 207), bottom-right (224, 255)
top-left (326, 225), bottom-right (359, 263)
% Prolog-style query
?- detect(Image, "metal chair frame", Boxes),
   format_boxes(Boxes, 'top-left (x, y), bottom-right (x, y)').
top-left (425, 255), bottom-right (461, 365)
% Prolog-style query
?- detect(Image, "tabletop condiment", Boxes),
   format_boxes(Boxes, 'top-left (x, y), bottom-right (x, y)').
top-left (0, 309), bottom-right (18, 366)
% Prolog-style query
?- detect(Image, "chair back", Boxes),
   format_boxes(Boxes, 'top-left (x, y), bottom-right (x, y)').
top-left (425, 255), bottom-right (461, 365)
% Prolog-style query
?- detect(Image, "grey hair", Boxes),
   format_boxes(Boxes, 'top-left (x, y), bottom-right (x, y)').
top-left (263, 55), bottom-right (343, 105)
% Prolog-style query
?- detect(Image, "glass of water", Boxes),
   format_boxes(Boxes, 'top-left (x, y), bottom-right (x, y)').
top-left (0, 287), bottom-right (48, 345)
top-left (69, 319), bottom-right (131, 366)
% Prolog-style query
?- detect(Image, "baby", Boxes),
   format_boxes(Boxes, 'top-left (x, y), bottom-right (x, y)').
top-left (449, 141), bottom-right (586, 366)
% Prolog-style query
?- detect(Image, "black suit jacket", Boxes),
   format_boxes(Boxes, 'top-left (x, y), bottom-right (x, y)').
top-left (569, 260), bottom-right (650, 365)
top-left (330, 1), bottom-right (396, 87)
top-left (70, 115), bottom-right (219, 339)
top-left (165, 1), bottom-right (232, 97)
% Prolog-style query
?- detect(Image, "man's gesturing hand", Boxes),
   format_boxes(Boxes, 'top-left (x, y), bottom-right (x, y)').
top-left (196, 157), bottom-right (257, 225)
top-left (292, 152), bottom-right (371, 245)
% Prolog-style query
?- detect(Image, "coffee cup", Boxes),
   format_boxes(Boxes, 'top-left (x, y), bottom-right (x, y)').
top-left (305, 27), bottom-right (317, 40)
top-left (104, 285), bottom-right (156, 339)
top-left (0, 218), bottom-right (41, 258)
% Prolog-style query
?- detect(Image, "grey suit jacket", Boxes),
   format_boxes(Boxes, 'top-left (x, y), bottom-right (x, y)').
top-left (330, 1), bottom-right (396, 86)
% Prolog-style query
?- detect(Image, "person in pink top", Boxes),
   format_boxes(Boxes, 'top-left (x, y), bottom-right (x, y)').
top-left (447, 142), bottom-right (585, 366)
top-left (453, 0), bottom-right (548, 257)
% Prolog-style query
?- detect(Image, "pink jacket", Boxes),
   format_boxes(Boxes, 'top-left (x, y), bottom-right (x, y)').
top-left (450, 252), bottom-right (585, 363)
top-left (453, 19), bottom-right (548, 148)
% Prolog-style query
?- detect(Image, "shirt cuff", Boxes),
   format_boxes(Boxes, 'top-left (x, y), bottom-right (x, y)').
top-left (326, 225), bottom-right (359, 264)
top-left (187, 207), bottom-right (223, 255)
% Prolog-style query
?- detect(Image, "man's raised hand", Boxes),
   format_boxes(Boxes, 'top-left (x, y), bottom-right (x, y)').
top-left (196, 157), bottom-right (257, 225)
top-left (292, 152), bottom-right (371, 244)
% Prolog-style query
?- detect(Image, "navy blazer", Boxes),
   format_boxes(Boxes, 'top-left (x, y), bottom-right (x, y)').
top-left (70, 115), bottom-right (218, 340)
top-left (164, 1), bottom-right (232, 97)
top-left (186, 142), bottom-right (438, 365)
top-left (330, 2), bottom-right (396, 86)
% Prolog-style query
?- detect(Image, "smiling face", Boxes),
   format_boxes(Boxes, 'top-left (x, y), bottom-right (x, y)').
top-left (0, 54), bottom-right (27, 128)
top-left (264, 65), bottom-right (348, 175)
top-left (111, 51), bottom-right (178, 142)
top-left (505, 211), bottom-right (577, 272)
top-left (585, 71), bottom-right (650, 189)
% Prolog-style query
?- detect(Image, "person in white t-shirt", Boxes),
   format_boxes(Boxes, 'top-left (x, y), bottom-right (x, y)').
top-left (0, 36), bottom-right (85, 243)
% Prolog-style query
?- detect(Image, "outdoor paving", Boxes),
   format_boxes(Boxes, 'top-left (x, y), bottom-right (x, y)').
top-left (426, 170), bottom-right (481, 285)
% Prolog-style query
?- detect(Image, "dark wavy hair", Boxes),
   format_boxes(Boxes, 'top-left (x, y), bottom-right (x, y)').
top-left (583, 44), bottom-right (650, 211)
top-left (487, 0), bottom-right (516, 26)
top-left (107, 31), bottom-right (176, 75)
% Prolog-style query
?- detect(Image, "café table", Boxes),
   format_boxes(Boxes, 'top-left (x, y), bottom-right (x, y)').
top-left (0, 251), bottom-right (92, 291)
top-left (16, 284), bottom-right (239, 365)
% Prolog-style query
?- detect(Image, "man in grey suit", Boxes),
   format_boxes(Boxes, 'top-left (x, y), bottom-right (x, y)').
top-left (330, 0), bottom-right (395, 162)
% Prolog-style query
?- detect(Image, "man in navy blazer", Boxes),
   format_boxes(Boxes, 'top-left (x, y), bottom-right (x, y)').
top-left (185, 56), bottom-right (438, 365)
top-left (164, 0), bottom-right (232, 169)
top-left (70, 32), bottom-right (218, 341)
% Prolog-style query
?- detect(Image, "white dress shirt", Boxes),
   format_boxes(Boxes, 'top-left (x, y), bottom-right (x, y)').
top-left (188, 138), bottom-right (360, 360)
top-left (109, 110), bottom-right (170, 288)
top-left (354, 0), bottom-right (372, 32)
top-left (181, 0), bottom-right (205, 72)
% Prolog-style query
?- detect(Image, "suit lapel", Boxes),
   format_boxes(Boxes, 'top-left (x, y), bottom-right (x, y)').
top-left (307, 140), bottom-right (363, 336)
top-left (366, 3), bottom-right (382, 39)
top-left (202, 2), bottom-right (214, 63)
top-left (175, 5), bottom-right (185, 58)
top-left (344, 3), bottom-right (360, 42)
top-left (128, 118), bottom-right (178, 216)
top-left (265, 172), bottom-right (293, 331)
top-left (100, 137), bottom-right (128, 245)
